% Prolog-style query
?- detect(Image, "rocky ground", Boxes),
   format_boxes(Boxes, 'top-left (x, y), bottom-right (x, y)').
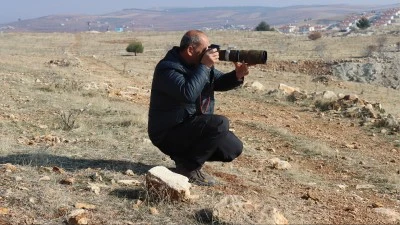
top-left (0, 30), bottom-right (400, 224)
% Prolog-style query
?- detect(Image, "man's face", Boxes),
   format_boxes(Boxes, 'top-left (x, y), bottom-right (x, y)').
top-left (189, 36), bottom-right (209, 65)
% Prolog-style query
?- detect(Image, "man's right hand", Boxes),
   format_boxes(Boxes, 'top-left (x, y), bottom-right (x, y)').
top-left (201, 48), bottom-right (219, 68)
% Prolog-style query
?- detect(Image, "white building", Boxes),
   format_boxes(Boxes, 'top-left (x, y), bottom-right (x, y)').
top-left (299, 24), bottom-right (315, 33)
top-left (279, 25), bottom-right (296, 33)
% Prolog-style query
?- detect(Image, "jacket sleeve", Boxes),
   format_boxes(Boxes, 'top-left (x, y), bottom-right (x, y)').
top-left (213, 69), bottom-right (244, 91)
top-left (154, 62), bottom-right (210, 103)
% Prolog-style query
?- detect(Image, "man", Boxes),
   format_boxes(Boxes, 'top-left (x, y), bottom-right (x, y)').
top-left (148, 30), bottom-right (250, 186)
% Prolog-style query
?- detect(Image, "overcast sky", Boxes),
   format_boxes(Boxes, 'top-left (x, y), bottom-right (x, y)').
top-left (1, 0), bottom-right (399, 23)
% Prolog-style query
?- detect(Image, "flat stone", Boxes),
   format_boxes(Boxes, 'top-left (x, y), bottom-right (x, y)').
top-left (146, 166), bottom-right (191, 202)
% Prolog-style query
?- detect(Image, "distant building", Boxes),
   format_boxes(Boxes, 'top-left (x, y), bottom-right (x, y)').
top-left (338, 23), bottom-right (351, 32)
top-left (299, 24), bottom-right (315, 33)
top-left (279, 25), bottom-right (296, 33)
top-left (314, 25), bottom-right (327, 31)
top-left (372, 8), bottom-right (400, 26)
top-left (0, 26), bottom-right (15, 31)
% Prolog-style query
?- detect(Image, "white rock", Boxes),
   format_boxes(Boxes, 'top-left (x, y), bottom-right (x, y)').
top-left (1, 163), bottom-right (17, 172)
top-left (87, 183), bottom-right (100, 195)
top-left (149, 207), bottom-right (159, 215)
top-left (124, 169), bottom-right (135, 176)
top-left (67, 209), bottom-right (88, 225)
top-left (39, 176), bottom-right (51, 181)
top-left (29, 197), bottom-right (36, 204)
top-left (322, 91), bottom-right (338, 100)
top-left (146, 166), bottom-right (191, 202)
top-left (274, 160), bottom-right (292, 170)
top-left (143, 138), bottom-right (152, 144)
top-left (268, 158), bottom-right (292, 170)
top-left (268, 157), bottom-right (281, 165)
top-left (278, 83), bottom-right (300, 95)
top-left (244, 81), bottom-right (265, 91)
top-left (365, 103), bottom-right (374, 110)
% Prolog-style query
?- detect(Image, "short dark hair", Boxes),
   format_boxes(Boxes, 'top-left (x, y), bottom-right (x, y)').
top-left (179, 30), bottom-right (204, 50)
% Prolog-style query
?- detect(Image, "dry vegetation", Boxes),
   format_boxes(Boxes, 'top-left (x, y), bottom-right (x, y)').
top-left (1, 28), bottom-right (400, 224)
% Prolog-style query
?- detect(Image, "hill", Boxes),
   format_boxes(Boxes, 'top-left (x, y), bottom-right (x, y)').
top-left (0, 4), bottom-right (398, 32)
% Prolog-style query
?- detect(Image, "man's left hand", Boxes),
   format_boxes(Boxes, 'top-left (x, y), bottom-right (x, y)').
top-left (234, 62), bottom-right (252, 80)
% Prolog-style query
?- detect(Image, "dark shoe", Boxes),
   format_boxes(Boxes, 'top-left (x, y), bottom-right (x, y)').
top-left (174, 167), bottom-right (217, 186)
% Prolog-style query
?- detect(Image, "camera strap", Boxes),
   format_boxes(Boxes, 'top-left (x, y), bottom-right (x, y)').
top-left (198, 67), bottom-right (214, 114)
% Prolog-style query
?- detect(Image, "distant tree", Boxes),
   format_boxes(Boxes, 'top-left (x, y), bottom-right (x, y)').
top-left (308, 31), bottom-right (322, 41)
top-left (255, 21), bottom-right (273, 31)
top-left (356, 17), bottom-right (371, 30)
top-left (126, 41), bottom-right (144, 56)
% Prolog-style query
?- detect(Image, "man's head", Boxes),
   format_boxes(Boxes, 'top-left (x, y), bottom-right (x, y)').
top-left (179, 30), bottom-right (210, 66)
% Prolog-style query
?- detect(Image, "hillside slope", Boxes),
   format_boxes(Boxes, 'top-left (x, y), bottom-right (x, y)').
top-left (1, 4), bottom-right (398, 32)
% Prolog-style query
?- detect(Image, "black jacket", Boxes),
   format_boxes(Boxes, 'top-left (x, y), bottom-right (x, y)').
top-left (148, 47), bottom-right (243, 144)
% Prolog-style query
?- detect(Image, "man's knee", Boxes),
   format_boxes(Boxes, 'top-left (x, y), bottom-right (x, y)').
top-left (223, 135), bottom-right (243, 162)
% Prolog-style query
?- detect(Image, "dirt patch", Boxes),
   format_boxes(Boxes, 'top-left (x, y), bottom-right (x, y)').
top-left (264, 60), bottom-right (333, 76)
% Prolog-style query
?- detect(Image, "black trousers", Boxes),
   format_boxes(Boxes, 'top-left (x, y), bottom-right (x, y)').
top-left (155, 114), bottom-right (243, 171)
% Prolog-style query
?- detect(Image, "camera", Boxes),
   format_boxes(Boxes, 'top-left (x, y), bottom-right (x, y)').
top-left (208, 44), bottom-right (267, 64)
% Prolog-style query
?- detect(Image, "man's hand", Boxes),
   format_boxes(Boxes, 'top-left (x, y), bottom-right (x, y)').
top-left (234, 62), bottom-right (252, 80)
top-left (201, 48), bottom-right (219, 68)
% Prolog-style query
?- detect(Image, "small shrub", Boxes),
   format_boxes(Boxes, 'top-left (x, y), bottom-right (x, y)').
top-left (126, 41), bottom-right (144, 56)
top-left (356, 17), bottom-right (371, 30)
top-left (59, 109), bottom-right (83, 131)
top-left (308, 32), bottom-right (322, 41)
top-left (255, 21), bottom-right (274, 31)
top-left (314, 99), bottom-right (333, 111)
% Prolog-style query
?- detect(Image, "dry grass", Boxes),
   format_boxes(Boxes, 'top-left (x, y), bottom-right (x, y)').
top-left (1, 27), bottom-right (400, 224)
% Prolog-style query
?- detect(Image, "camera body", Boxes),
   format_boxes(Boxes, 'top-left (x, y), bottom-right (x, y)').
top-left (209, 44), bottom-right (221, 51)
top-left (208, 44), bottom-right (267, 64)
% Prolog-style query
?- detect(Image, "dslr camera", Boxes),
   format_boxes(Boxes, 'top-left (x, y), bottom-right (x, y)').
top-left (208, 44), bottom-right (267, 64)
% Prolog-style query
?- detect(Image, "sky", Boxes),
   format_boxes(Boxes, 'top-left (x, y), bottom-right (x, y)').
top-left (1, 0), bottom-right (399, 24)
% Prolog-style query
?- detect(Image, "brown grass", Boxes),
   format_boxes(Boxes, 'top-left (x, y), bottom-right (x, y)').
top-left (1, 27), bottom-right (400, 224)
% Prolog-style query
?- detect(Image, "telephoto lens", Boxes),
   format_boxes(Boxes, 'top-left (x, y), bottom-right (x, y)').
top-left (219, 49), bottom-right (267, 64)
